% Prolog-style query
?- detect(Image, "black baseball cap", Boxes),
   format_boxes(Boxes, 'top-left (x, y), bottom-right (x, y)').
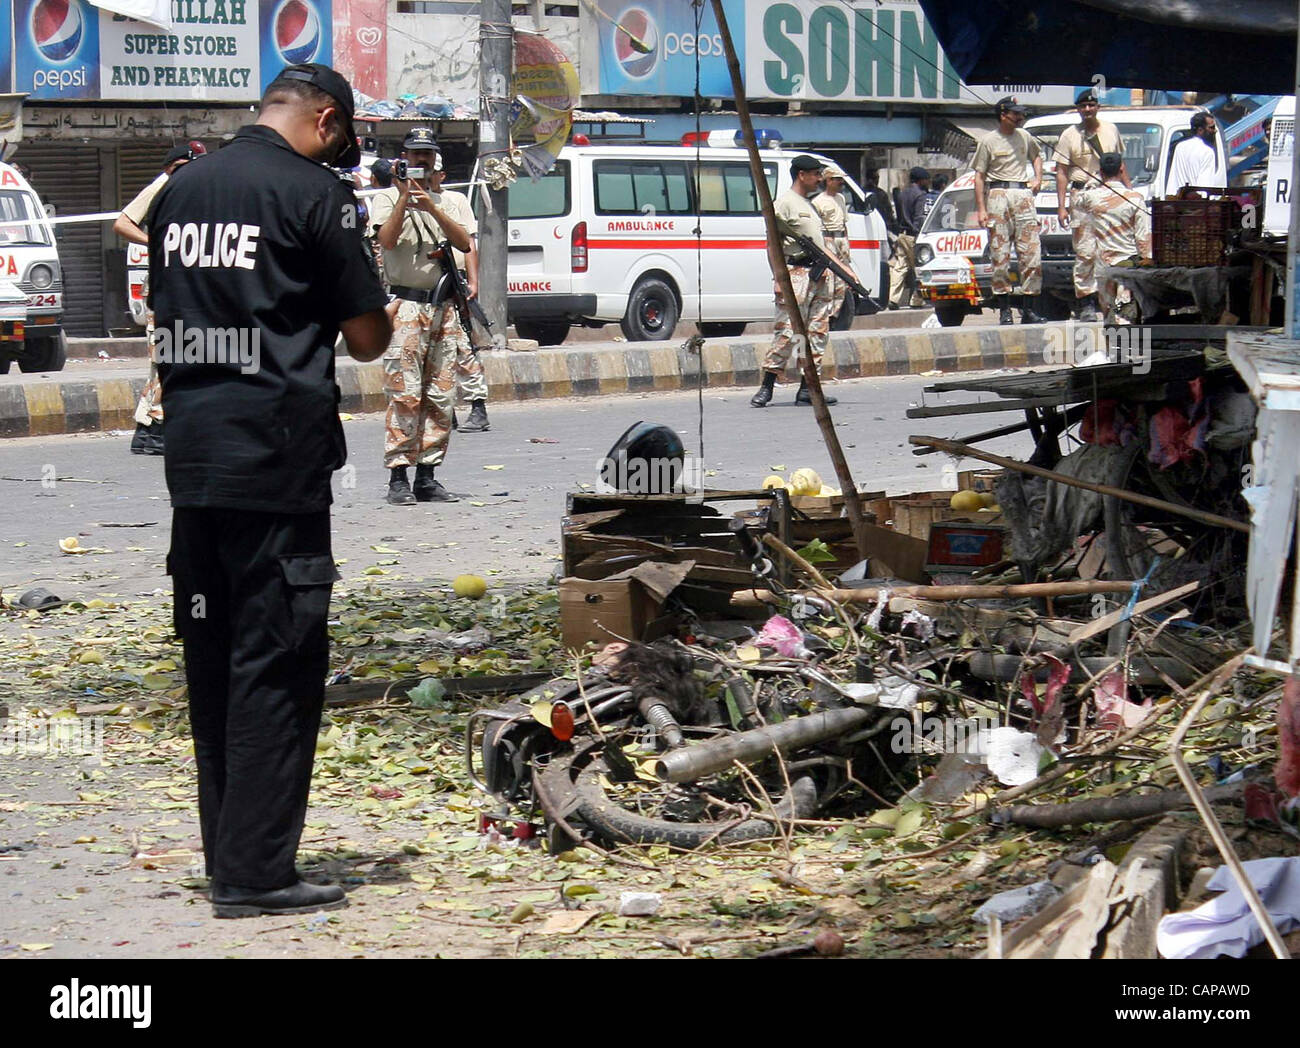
top-left (402, 127), bottom-right (439, 151)
top-left (269, 62), bottom-right (360, 168)
top-left (909, 166), bottom-right (931, 182)
top-left (790, 154), bottom-right (824, 173)
top-left (995, 96), bottom-right (1027, 116)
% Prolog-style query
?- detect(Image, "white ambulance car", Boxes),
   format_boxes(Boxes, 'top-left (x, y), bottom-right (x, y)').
top-left (0, 161), bottom-right (66, 373)
top-left (503, 135), bottom-right (890, 344)
top-left (914, 106), bottom-right (1226, 326)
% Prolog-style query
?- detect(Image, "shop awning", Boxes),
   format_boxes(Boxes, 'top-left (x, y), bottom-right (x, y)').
top-left (917, 0), bottom-right (1298, 95)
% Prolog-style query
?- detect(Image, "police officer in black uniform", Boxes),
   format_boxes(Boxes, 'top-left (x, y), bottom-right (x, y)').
top-left (148, 63), bottom-right (392, 918)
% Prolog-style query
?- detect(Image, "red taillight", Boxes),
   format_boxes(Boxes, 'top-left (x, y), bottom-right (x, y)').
top-left (571, 221), bottom-right (588, 273)
top-left (551, 701), bottom-right (575, 742)
top-left (129, 282), bottom-right (144, 301)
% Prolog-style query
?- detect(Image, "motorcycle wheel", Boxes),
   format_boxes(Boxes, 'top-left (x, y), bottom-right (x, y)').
top-left (568, 749), bottom-right (820, 849)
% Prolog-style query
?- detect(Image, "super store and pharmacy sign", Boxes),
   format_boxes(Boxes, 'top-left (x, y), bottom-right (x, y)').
top-left (10, 0), bottom-right (332, 100)
top-left (595, 0), bottom-right (1080, 106)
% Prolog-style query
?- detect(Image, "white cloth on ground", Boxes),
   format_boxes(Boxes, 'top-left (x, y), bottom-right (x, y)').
top-left (1156, 856), bottom-right (1300, 959)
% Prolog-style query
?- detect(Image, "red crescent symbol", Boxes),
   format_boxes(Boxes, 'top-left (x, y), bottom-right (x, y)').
top-left (553, 225), bottom-right (564, 239)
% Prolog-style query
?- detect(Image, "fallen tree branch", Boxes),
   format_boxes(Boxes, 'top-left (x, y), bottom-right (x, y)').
top-left (999, 782), bottom-right (1245, 828)
top-left (732, 580), bottom-right (1135, 608)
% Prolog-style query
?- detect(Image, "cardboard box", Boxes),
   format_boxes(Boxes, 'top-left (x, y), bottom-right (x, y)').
top-left (558, 560), bottom-right (693, 650)
top-left (559, 577), bottom-right (661, 650)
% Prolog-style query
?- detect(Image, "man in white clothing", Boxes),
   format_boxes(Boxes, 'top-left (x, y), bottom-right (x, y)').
top-left (1167, 112), bottom-right (1225, 195)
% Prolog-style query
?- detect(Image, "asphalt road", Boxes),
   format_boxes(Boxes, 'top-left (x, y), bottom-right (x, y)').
top-left (0, 373), bottom-right (1033, 604)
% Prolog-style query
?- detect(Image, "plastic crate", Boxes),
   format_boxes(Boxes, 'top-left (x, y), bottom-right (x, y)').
top-left (1152, 194), bottom-right (1235, 267)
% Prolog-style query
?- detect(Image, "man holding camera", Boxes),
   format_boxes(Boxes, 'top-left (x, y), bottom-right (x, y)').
top-left (369, 128), bottom-right (475, 505)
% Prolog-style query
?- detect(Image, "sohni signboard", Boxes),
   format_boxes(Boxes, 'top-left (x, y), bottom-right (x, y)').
top-left (595, 0), bottom-right (1081, 107)
top-left (11, 0), bottom-right (334, 100)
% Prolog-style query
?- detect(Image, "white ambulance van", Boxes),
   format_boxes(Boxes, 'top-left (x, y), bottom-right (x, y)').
top-left (503, 135), bottom-right (890, 344)
top-left (914, 106), bottom-right (1225, 326)
top-left (0, 161), bottom-right (66, 372)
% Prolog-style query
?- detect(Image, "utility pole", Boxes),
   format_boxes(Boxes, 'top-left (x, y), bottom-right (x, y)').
top-left (477, 0), bottom-right (513, 344)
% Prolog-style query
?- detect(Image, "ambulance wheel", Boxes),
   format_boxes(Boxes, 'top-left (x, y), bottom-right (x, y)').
top-left (513, 319), bottom-right (570, 346)
top-left (697, 322), bottom-right (747, 337)
top-left (621, 277), bottom-right (678, 341)
top-left (18, 332), bottom-right (67, 373)
top-left (831, 295), bottom-right (855, 331)
top-left (934, 304), bottom-right (967, 328)
top-left (0, 356), bottom-right (10, 375)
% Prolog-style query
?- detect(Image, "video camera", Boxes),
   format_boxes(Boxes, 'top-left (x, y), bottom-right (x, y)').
top-left (393, 159), bottom-right (427, 182)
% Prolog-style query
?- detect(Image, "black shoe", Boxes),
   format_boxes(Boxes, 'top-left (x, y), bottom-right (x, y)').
top-left (130, 422), bottom-right (164, 456)
top-left (387, 466), bottom-right (416, 506)
top-left (1020, 306), bottom-right (1046, 325)
top-left (459, 400), bottom-right (490, 432)
top-left (1077, 295), bottom-right (1099, 322)
top-left (750, 373), bottom-right (776, 408)
top-left (211, 879), bottom-right (347, 919)
top-left (414, 465), bottom-right (460, 503)
top-left (794, 382), bottom-right (837, 406)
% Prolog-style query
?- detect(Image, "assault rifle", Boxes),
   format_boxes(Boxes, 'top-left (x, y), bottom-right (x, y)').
top-left (431, 240), bottom-right (494, 342)
top-left (789, 232), bottom-right (879, 314)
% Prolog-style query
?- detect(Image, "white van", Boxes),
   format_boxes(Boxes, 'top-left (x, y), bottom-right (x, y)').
top-left (914, 106), bottom-right (1227, 325)
top-left (0, 161), bottom-right (66, 372)
top-left (503, 140), bottom-right (890, 344)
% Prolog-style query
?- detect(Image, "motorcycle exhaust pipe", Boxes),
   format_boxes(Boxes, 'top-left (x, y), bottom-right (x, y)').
top-left (654, 706), bottom-right (875, 783)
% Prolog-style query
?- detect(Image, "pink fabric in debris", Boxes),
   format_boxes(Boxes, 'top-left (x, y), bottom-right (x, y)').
top-left (756, 614), bottom-right (807, 658)
top-left (1148, 405), bottom-right (1207, 469)
top-left (1092, 670), bottom-right (1150, 730)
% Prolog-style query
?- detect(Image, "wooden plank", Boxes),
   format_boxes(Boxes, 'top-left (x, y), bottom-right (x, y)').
top-left (906, 396), bottom-right (1070, 419)
top-left (1065, 580), bottom-right (1201, 646)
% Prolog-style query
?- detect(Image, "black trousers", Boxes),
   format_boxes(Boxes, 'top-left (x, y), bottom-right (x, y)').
top-left (168, 508), bottom-right (339, 891)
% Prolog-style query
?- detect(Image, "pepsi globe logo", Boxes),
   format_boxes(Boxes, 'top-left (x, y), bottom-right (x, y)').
top-left (31, 0), bottom-right (84, 64)
top-left (274, 0), bottom-right (323, 65)
top-left (615, 8), bottom-right (658, 79)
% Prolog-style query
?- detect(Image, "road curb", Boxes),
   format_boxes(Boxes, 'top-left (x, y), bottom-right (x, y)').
top-left (1, 325), bottom-right (1058, 438)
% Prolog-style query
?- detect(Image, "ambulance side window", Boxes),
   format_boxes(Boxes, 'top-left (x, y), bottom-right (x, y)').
top-left (692, 162), bottom-right (777, 214)
top-left (593, 160), bottom-right (692, 215)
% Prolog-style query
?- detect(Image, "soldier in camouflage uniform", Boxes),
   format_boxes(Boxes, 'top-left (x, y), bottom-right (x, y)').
top-left (751, 155), bottom-right (838, 408)
top-left (973, 97), bottom-right (1045, 325)
top-left (811, 163), bottom-right (858, 326)
top-left (1085, 153), bottom-right (1152, 323)
top-left (370, 128), bottom-right (475, 505)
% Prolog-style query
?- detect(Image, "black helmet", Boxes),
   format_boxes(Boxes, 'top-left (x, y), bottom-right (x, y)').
top-left (600, 422), bottom-right (685, 494)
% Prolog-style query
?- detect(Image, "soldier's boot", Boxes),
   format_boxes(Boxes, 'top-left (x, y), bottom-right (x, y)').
top-left (459, 400), bottom-right (490, 433)
top-left (1077, 293), bottom-right (1100, 322)
top-left (750, 370), bottom-right (777, 408)
top-left (795, 378), bottom-right (838, 406)
top-left (387, 466), bottom-right (416, 506)
top-left (1020, 297), bottom-right (1047, 325)
top-left (413, 464), bottom-right (461, 503)
top-left (995, 295), bottom-right (1014, 325)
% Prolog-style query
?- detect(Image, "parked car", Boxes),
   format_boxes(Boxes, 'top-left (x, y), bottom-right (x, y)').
top-left (914, 106), bottom-right (1227, 326)
top-left (0, 161), bottom-right (66, 373)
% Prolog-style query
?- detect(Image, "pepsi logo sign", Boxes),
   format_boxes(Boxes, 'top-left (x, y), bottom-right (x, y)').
top-left (274, 0), bottom-right (323, 65)
top-left (614, 8), bottom-right (657, 79)
top-left (31, 0), bottom-right (84, 64)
